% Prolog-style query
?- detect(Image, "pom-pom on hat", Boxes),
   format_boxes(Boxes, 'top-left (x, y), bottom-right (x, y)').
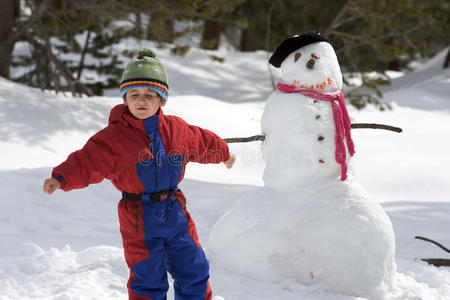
top-left (120, 48), bottom-right (169, 100)
top-left (269, 31), bottom-right (330, 68)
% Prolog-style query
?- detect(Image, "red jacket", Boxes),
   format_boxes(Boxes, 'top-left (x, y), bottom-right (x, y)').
top-left (52, 104), bottom-right (230, 194)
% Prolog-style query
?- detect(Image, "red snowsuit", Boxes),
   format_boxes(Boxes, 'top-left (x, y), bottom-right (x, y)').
top-left (52, 104), bottom-right (230, 300)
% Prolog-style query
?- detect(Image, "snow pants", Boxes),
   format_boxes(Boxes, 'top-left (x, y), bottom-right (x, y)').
top-left (118, 190), bottom-right (212, 300)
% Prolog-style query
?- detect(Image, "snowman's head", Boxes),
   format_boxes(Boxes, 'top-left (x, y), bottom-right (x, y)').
top-left (270, 32), bottom-right (343, 92)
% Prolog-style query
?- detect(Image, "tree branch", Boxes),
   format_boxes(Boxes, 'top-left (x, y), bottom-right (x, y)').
top-left (329, 30), bottom-right (360, 40)
top-left (336, 24), bottom-right (425, 54)
top-left (419, 259), bottom-right (450, 267)
top-left (324, 0), bottom-right (352, 36)
top-left (331, 15), bottom-right (361, 31)
top-left (350, 123), bottom-right (402, 132)
top-left (224, 123), bottom-right (403, 143)
top-left (223, 135), bottom-right (266, 143)
top-left (415, 236), bottom-right (450, 267)
top-left (415, 236), bottom-right (450, 254)
top-left (6, 0), bottom-right (52, 44)
top-left (23, 35), bottom-right (94, 97)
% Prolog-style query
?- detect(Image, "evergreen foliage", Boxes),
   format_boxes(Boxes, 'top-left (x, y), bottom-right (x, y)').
top-left (228, 0), bottom-right (449, 109)
top-left (1, 0), bottom-right (448, 107)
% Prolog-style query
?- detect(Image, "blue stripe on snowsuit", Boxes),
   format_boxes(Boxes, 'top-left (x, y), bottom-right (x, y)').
top-left (136, 115), bottom-right (183, 194)
top-left (131, 115), bottom-right (210, 299)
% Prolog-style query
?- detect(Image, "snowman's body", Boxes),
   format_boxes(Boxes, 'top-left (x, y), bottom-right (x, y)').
top-left (209, 34), bottom-right (396, 299)
top-left (262, 90), bottom-right (346, 187)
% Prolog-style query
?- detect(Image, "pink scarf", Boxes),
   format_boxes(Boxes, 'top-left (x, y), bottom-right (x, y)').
top-left (277, 82), bottom-right (355, 181)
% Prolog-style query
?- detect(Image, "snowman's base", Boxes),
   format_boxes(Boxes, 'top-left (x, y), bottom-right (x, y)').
top-left (208, 179), bottom-right (396, 300)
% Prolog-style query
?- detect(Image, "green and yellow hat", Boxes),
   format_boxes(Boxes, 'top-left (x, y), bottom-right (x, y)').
top-left (120, 49), bottom-right (169, 100)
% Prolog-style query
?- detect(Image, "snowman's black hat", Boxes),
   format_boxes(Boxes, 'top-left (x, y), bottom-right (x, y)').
top-left (269, 31), bottom-right (330, 68)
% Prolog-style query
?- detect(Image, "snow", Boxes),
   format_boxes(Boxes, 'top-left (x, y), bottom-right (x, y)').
top-left (0, 244), bottom-right (127, 299)
top-left (1, 42), bottom-right (450, 299)
top-left (382, 47), bottom-right (450, 110)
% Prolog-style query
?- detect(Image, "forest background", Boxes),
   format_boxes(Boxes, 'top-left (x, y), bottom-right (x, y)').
top-left (0, 0), bottom-right (449, 109)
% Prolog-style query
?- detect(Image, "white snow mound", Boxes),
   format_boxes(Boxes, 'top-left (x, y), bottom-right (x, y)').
top-left (209, 178), bottom-right (396, 299)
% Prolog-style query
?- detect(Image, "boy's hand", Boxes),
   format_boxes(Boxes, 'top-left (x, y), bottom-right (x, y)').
top-left (43, 178), bottom-right (60, 195)
top-left (224, 153), bottom-right (236, 169)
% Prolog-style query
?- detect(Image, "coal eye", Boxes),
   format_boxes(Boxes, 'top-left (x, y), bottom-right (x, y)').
top-left (311, 53), bottom-right (320, 59)
top-left (295, 53), bottom-right (301, 62)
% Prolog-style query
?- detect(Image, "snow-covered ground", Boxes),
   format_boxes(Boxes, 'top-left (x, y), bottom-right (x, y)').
top-left (0, 44), bottom-right (449, 299)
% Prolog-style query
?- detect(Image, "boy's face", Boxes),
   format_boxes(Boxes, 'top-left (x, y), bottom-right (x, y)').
top-left (124, 88), bottom-right (164, 119)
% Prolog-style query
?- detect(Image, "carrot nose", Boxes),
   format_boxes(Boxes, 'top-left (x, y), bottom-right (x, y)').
top-left (307, 59), bottom-right (315, 69)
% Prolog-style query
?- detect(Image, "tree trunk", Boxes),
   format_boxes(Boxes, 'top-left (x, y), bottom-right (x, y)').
top-left (239, 2), bottom-right (253, 52)
top-left (163, 18), bottom-right (174, 43)
top-left (240, 28), bottom-right (250, 51)
top-left (134, 12), bottom-right (143, 39)
top-left (0, 0), bottom-right (19, 79)
top-left (77, 30), bottom-right (91, 80)
top-left (443, 48), bottom-right (450, 69)
top-left (147, 12), bottom-right (175, 43)
top-left (201, 13), bottom-right (222, 50)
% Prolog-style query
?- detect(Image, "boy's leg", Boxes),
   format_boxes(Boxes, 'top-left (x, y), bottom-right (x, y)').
top-left (130, 240), bottom-right (169, 300)
top-left (165, 199), bottom-right (212, 300)
top-left (118, 200), bottom-right (169, 300)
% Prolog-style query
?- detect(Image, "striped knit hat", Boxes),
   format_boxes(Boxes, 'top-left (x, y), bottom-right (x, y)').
top-left (120, 49), bottom-right (169, 100)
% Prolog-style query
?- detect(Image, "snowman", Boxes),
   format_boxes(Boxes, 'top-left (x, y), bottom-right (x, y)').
top-left (209, 32), bottom-right (397, 299)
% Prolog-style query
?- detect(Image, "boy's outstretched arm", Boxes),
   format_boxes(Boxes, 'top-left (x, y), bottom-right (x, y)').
top-left (184, 122), bottom-right (233, 165)
top-left (43, 129), bottom-right (118, 194)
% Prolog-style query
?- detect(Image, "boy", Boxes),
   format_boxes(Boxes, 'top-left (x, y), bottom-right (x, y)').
top-left (43, 49), bottom-right (236, 300)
